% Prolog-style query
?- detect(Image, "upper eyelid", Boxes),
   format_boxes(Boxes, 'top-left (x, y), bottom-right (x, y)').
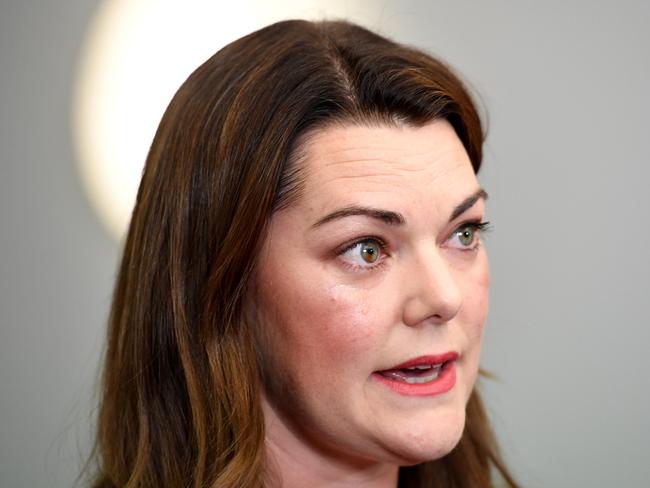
top-left (450, 220), bottom-right (489, 233)
top-left (450, 213), bottom-right (486, 227)
top-left (337, 235), bottom-right (388, 255)
top-left (440, 218), bottom-right (487, 242)
top-left (452, 220), bottom-right (489, 232)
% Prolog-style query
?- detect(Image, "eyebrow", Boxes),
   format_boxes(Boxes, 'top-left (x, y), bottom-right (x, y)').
top-left (448, 188), bottom-right (488, 222)
top-left (311, 206), bottom-right (406, 228)
top-left (310, 187), bottom-right (488, 229)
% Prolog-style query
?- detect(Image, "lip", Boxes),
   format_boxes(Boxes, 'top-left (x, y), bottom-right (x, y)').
top-left (373, 352), bottom-right (458, 397)
top-left (388, 352), bottom-right (458, 370)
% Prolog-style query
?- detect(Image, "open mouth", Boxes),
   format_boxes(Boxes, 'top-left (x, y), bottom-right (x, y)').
top-left (373, 353), bottom-right (458, 396)
top-left (378, 363), bottom-right (445, 384)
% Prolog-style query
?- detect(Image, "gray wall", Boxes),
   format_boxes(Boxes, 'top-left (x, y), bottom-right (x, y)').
top-left (1, 1), bottom-right (648, 486)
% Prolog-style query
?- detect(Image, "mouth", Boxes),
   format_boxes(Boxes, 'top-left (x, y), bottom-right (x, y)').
top-left (373, 352), bottom-right (458, 397)
top-left (379, 363), bottom-right (445, 384)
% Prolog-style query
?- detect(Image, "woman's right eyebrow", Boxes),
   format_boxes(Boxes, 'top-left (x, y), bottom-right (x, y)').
top-left (311, 206), bottom-right (406, 229)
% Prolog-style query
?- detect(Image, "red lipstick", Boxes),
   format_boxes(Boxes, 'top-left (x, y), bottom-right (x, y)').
top-left (373, 352), bottom-right (458, 397)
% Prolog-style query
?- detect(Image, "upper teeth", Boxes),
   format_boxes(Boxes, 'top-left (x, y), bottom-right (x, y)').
top-left (405, 364), bottom-right (441, 370)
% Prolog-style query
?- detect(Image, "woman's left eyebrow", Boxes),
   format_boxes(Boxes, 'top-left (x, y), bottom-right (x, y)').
top-left (448, 188), bottom-right (488, 223)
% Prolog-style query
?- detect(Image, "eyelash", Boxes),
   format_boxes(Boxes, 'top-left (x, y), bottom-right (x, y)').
top-left (335, 220), bottom-right (491, 272)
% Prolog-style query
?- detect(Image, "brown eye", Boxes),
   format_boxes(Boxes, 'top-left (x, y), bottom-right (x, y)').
top-left (339, 238), bottom-right (385, 268)
top-left (360, 240), bottom-right (380, 263)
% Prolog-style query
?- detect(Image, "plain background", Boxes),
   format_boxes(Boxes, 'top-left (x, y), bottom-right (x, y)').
top-left (1, 0), bottom-right (649, 486)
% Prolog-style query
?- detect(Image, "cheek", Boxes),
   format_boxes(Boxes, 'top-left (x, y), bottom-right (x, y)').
top-left (256, 275), bottom-right (383, 376)
top-left (254, 279), bottom-right (389, 427)
top-left (457, 255), bottom-right (489, 377)
top-left (460, 257), bottom-right (489, 383)
top-left (463, 253), bottom-right (489, 330)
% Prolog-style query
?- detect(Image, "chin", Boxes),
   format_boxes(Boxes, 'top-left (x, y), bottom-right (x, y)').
top-left (386, 408), bottom-right (467, 466)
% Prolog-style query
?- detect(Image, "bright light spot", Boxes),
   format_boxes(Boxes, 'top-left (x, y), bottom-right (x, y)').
top-left (72, 0), bottom-right (381, 240)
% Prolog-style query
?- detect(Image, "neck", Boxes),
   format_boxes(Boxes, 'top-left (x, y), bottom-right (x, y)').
top-left (261, 398), bottom-right (399, 488)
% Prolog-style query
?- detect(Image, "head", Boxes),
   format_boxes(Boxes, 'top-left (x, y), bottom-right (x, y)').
top-left (95, 19), bottom-right (516, 488)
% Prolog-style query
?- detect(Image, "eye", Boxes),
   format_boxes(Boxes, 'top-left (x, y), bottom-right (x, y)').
top-left (338, 238), bottom-right (386, 269)
top-left (448, 221), bottom-right (490, 250)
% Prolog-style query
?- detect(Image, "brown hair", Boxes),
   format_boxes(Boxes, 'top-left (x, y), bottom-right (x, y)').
top-left (92, 19), bottom-right (518, 488)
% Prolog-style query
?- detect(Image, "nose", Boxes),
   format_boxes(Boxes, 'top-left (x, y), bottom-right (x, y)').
top-left (401, 248), bottom-right (463, 327)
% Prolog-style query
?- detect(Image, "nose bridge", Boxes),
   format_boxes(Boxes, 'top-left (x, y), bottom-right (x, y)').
top-left (401, 243), bottom-right (463, 327)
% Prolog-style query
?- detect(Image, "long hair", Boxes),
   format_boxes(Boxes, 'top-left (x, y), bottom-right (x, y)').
top-left (92, 19), bottom-right (518, 487)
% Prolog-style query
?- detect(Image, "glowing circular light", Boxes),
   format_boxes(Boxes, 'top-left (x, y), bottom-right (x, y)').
top-left (72, 0), bottom-right (380, 240)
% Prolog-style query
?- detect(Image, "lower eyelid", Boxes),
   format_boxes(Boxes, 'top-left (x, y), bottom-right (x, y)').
top-left (459, 238), bottom-right (482, 252)
top-left (339, 258), bottom-right (388, 272)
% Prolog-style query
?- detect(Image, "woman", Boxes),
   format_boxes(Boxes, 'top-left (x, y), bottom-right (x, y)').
top-left (92, 19), bottom-right (519, 487)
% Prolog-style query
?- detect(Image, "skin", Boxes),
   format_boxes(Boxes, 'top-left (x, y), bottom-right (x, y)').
top-left (248, 119), bottom-right (489, 488)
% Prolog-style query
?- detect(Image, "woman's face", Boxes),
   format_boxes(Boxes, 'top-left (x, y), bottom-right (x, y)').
top-left (249, 120), bottom-right (489, 468)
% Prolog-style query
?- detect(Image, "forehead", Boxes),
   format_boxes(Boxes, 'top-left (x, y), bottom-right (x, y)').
top-left (293, 120), bottom-right (478, 215)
